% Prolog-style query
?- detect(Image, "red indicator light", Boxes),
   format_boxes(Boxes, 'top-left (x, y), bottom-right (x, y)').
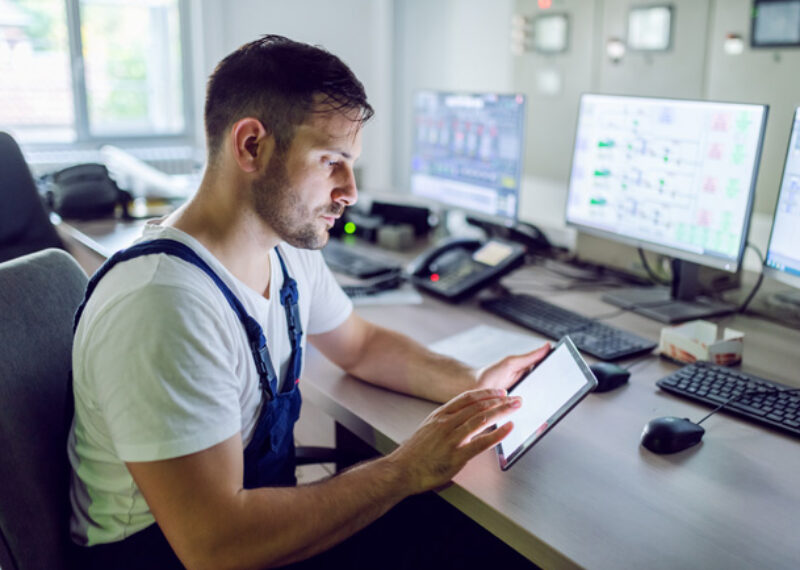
top-left (430, 273), bottom-right (440, 282)
top-left (538, 0), bottom-right (552, 8)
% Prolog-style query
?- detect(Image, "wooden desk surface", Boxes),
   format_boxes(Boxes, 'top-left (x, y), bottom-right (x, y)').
top-left (302, 267), bottom-right (800, 569)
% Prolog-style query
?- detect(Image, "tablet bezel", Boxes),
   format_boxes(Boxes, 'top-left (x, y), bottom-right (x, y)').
top-left (496, 336), bottom-right (598, 471)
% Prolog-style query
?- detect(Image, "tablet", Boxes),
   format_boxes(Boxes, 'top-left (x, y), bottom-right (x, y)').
top-left (496, 336), bottom-right (597, 470)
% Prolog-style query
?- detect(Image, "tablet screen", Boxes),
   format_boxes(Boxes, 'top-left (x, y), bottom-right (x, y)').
top-left (497, 336), bottom-right (597, 470)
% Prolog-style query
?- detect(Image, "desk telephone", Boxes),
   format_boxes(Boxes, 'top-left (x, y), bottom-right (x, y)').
top-left (408, 237), bottom-right (525, 302)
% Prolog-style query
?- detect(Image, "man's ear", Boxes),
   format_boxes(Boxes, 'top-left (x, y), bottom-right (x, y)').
top-left (229, 118), bottom-right (275, 173)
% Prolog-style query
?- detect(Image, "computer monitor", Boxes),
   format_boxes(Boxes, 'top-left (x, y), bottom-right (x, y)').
top-left (764, 107), bottom-right (800, 298)
top-left (409, 91), bottom-right (526, 222)
top-left (565, 93), bottom-right (768, 323)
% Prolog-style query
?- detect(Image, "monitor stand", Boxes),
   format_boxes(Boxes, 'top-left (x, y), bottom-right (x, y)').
top-left (602, 260), bottom-right (737, 324)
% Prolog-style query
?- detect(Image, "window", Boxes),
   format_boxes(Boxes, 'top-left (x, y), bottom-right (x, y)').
top-left (0, 0), bottom-right (190, 144)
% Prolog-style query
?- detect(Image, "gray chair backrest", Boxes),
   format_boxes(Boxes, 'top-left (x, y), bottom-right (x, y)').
top-left (0, 249), bottom-right (88, 570)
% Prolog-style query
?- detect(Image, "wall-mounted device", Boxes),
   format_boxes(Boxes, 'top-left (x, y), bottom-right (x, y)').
top-left (627, 4), bottom-right (673, 51)
top-left (565, 94), bottom-right (768, 323)
top-left (751, 0), bottom-right (800, 48)
top-left (408, 237), bottom-right (525, 303)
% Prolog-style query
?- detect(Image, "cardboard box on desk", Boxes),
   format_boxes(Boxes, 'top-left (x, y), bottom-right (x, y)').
top-left (659, 320), bottom-right (744, 366)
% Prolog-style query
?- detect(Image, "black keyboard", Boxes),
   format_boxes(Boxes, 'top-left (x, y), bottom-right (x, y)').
top-left (657, 361), bottom-right (800, 438)
top-left (341, 273), bottom-right (404, 298)
top-left (480, 293), bottom-right (657, 361)
top-left (322, 240), bottom-right (401, 279)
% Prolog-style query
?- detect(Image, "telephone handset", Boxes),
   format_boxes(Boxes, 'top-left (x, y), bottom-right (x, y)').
top-left (408, 236), bottom-right (526, 302)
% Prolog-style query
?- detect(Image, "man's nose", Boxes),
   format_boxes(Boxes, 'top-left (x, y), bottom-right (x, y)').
top-left (332, 165), bottom-right (358, 206)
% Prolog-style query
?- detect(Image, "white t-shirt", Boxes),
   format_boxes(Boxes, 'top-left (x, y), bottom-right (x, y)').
top-left (67, 223), bottom-right (352, 546)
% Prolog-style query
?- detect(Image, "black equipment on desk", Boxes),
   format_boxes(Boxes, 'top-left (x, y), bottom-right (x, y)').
top-left (341, 272), bottom-right (405, 298)
top-left (481, 293), bottom-right (657, 361)
top-left (408, 237), bottom-right (525, 303)
top-left (322, 239), bottom-right (402, 279)
top-left (41, 163), bottom-right (131, 220)
top-left (657, 361), bottom-right (800, 438)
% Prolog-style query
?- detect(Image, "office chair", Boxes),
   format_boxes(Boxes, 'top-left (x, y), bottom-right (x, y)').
top-left (0, 131), bottom-right (65, 264)
top-left (0, 249), bottom-right (362, 569)
top-left (0, 248), bottom-right (85, 570)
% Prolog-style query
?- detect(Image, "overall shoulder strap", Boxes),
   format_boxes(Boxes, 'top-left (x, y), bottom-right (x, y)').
top-left (275, 247), bottom-right (304, 391)
top-left (73, 238), bottom-right (277, 400)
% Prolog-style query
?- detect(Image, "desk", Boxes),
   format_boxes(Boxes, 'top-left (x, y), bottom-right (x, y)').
top-left (62, 220), bottom-right (800, 569)
top-left (303, 269), bottom-right (800, 569)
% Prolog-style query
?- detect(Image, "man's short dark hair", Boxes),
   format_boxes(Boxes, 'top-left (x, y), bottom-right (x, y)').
top-left (204, 35), bottom-right (374, 160)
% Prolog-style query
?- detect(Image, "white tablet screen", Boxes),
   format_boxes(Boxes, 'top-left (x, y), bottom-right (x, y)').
top-left (497, 336), bottom-right (596, 469)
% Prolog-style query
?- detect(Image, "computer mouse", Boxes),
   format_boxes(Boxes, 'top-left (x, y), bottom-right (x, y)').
top-left (589, 362), bottom-right (630, 392)
top-left (640, 416), bottom-right (705, 454)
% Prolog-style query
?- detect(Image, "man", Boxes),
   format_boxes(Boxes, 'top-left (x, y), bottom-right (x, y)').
top-left (68, 35), bottom-right (549, 569)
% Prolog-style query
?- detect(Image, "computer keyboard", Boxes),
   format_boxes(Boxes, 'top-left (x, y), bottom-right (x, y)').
top-left (480, 293), bottom-right (657, 361)
top-left (322, 240), bottom-right (401, 279)
top-left (341, 273), bottom-right (404, 298)
top-left (657, 361), bottom-right (800, 438)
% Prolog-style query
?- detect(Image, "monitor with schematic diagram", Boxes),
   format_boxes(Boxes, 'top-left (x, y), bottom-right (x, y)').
top-left (565, 93), bottom-right (768, 323)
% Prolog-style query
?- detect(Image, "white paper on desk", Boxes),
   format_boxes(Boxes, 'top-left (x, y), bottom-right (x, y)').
top-left (429, 325), bottom-right (548, 369)
top-left (351, 285), bottom-right (423, 306)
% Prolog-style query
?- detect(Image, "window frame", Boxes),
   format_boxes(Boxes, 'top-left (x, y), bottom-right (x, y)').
top-left (25, 0), bottom-right (195, 149)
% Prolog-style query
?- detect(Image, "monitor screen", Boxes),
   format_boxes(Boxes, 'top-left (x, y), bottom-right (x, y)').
top-left (765, 107), bottom-right (800, 289)
top-left (410, 91), bottom-right (526, 220)
top-left (565, 94), bottom-right (768, 272)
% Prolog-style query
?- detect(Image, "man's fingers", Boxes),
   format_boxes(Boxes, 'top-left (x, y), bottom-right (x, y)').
top-left (460, 421), bottom-right (514, 458)
top-left (516, 342), bottom-right (551, 368)
top-left (458, 397), bottom-right (521, 439)
top-left (436, 388), bottom-right (508, 416)
top-left (503, 342), bottom-right (551, 380)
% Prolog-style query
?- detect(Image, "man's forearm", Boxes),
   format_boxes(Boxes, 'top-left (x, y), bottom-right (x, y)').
top-left (184, 454), bottom-right (410, 570)
top-left (344, 324), bottom-right (476, 403)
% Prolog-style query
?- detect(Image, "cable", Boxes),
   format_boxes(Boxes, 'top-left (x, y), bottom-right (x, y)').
top-left (695, 386), bottom-right (800, 426)
top-left (637, 248), bottom-right (671, 286)
top-left (738, 242), bottom-right (765, 314)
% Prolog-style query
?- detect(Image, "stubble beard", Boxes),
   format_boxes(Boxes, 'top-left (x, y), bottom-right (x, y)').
top-left (251, 152), bottom-right (343, 250)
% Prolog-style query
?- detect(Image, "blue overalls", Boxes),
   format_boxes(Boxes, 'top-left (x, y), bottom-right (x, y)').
top-left (69, 238), bottom-right (303, 569)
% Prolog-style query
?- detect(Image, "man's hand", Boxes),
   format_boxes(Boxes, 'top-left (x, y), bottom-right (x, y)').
top-left (387, 388), bottom-right (521, 494)
top-left (474, 343), bottom-right (551, 392)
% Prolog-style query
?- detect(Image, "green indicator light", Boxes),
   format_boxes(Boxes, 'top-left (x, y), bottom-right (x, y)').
top-left (344, 222), bottom-right (356, 234)
top-left (663, 156), bottom-right (668, 162)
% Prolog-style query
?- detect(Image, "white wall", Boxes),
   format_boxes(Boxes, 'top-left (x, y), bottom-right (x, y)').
top-left (705, 0), bottom-right (800, 215)
top-left (192, 0), bottom-right (800, 221)
top-left (392, 0), bottom-right (516, 191)
top-left (191, 0), bottom-right (394, 190)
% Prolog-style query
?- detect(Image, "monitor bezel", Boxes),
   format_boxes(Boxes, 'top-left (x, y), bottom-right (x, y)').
top-left (763, 106), bottom-right (800, 290)
top-left (564, 92), bottom-right (769, 274)
top-left (409, 89), bottom-right (527, 224)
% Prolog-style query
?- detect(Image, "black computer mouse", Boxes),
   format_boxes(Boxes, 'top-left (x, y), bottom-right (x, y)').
top-left (589, 362), bottom-right (630, 392)
top-left (640, 416), bottom-right (705, 454)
